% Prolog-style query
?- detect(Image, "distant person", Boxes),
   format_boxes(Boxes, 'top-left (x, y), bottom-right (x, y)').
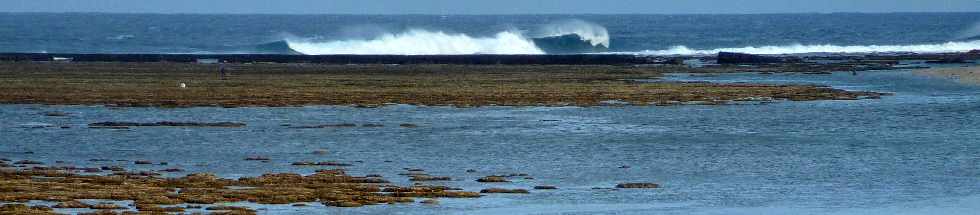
top-left (219, 61), bottom-right (227, 80)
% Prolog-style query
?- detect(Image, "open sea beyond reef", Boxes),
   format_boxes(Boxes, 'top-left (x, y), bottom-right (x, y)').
top-left (3, 13), bottom-right (980, 55)
top-left (2, 69), bottom-right (980, 214)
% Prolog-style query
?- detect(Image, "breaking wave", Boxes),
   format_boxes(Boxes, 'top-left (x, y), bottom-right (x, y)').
top-left (284, 20), bottom-right (610, 55)
top-left (286, 30), bottom-right (544, 55)
top-left (534, 19), bottom-right (610, 48)
top-left (631, 40), bottom-right (980, 56)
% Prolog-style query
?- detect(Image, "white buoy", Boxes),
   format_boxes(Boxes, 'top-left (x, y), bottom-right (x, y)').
top-left (179, 83), bottom-right (187, 88)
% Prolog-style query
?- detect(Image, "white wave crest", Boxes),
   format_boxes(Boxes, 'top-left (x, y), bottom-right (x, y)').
top-left (536, 19), bottom-right (610, 48)
top-left (286, 29), bottom-right (544, 55)
top-left (631, 41), bottom-right (980, 56)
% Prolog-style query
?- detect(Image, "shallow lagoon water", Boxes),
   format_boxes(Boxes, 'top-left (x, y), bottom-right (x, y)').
top-left (2, 70), bottom-right (979, 214)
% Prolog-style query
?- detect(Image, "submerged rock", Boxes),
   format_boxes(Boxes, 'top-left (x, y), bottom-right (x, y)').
top-left (476, 176), bottom-right (510, 183)
top-left (420, 199), bottom-right (439, 204)
top-left (615, 183), bottom-right (660, 189)
top-left (479, 188), bottom-right (530, 194)
top-left (410, 175), bottom-right (452, 181)
top-left (88, 121), bottom-right (246, 128)
top-left (291, 123), bottom-right (357, 129)
top-left (42, 111), bottom-right (70, 117)
top-left (244, 156), bottom-right (271, 161)
top-left (533, 185), bottom-right (558, 190)
top-left (14, 160), bottom-right (43, 165)
top-left (101, 166), bottom-right (125, 171)
top-left (291, 161), bottom-right (352, 166)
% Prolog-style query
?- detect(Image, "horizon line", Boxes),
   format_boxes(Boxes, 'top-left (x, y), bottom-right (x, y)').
top-left (2, 11), bottom-right (980, 16)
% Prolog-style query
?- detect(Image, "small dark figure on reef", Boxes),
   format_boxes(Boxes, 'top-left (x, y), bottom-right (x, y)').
top-left (219, 61), bottom-right (228, 80)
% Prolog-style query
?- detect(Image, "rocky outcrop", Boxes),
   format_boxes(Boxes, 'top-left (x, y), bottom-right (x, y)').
top-left (717, 52), bottom-right (783, 64)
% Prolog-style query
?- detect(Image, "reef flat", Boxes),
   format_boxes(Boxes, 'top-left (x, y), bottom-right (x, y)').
top-left (0, 62), bottom-right (884, 107)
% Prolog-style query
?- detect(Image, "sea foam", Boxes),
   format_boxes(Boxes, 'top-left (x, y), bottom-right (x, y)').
top-left (286, 30), bottom-right (544, 55)
top-left (631, 40), bottom-right (980, 56)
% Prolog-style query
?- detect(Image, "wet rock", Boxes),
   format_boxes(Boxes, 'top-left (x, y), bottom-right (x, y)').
top-left (244, 156), bottom-right (271, 161)
top-left (79, 167), bottom-right (103, 173)
top-left (312, 169), bottom-right (345, 176)
top-left (718, 52), bottom-right (783, 64)
top-left (420, 199), bottom-right (439, 204)
top-left (291, 161), bottom-right (352, 166)
top-left (410, 175), bottom-right (452, 181)
top-left (618, 165), bottom-right (631, 169)
top-left (802, 71), bottom-right (833, 75)
top-left (534, 185), bottom-right (558, 190)
top-left (476, 176), bottom-right (510, 183)
top-left (42, 111), bottom-right (70, 117)
top-left (361, 123), bottom-right (385, 127)
top-left (134, 160), bottom-right (153, 165)
top-left (14, 160), bottom-right (43, 165)
top-left (101, 166), bottom-right (125, 171)
top-left (291, 123), bottom-right (357, 129)
top-left (317, 161), bottom-right (352, 166)
top-left (615, 183), bottom-right (660, 189)
top-left (112, 171), bottom-right (161, 177)
top-left (136, 204), bottom-right (185, 212)
top-left (926, 56), bottom-right (969, 64)
top-left (88, 121), bottom-right (246, 128)
top-left (465, 169), bottom-right (477, 173)
top-left (158, 162), bottom-right (168, 165)
top-left (89, 126), bottom-right (130, 129)
top-left (312, 149), bottom-right (329, 155)
top-left (291, 203), bottom-right (308, 207)
top-left (160, 168), bottom-right (184, 172)
top-left (399, 123), bottom-right (419, 128)
top-left (404, 168), bottom-right (425, 172)
top-left (53, 200), bottom-right (91, 208)
top-left (365, 174), bottom-right (383, 178)
top-left (479, 188), bottom-right (530, 194)
top-left (324, 201), bottom-right (363, 207)
top-left (291, 161), bottom-right (316, 166)
top-left (205, 206), bottom-right (256, 212)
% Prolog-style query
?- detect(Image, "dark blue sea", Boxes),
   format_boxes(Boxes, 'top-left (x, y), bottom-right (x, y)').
top-left (3, 13), bottom-right (980, 55)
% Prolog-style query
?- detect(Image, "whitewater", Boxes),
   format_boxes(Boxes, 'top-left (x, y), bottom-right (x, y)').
top-left (629, 40), bottom-right (980, 56)
top-left (285, 20), bottom-right (611, 55)
top-left (287, 30), bottom-right (545, 55)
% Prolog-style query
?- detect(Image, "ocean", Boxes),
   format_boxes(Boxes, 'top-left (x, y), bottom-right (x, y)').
top-left (3, 13), bottom-right (980, 55)
top-left (3, 70), bottom-right (979, 214)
